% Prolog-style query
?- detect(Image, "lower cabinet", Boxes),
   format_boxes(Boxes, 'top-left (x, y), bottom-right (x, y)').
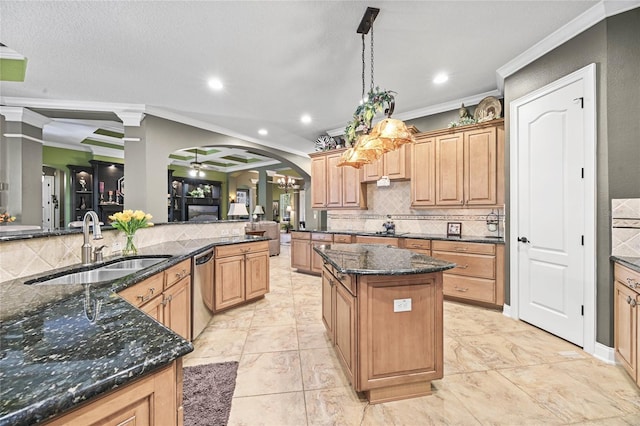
top-left (432, 240), bottom-right (504, 307)
top-left (614, 263), bottom-right (640, 386)
top-left (354, 235), bottom-right (399, 246)
top-left (45, 360), bottom-right (183, 426)
top-left (322, 264), bottom-right (443, 403)
top-left (291, 232), bottom-right (333, 275)
top-left (119, 258), bottom-right (192, 341)
top-left (214, 240), bottom-right (269, 312)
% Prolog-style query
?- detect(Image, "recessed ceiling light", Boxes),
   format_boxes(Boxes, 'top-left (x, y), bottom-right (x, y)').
top-left (433, 73), bottom-right (449, 84)
top-left (208, 78), bottom-right (224, 91)
top-left (300, 114), bottom-right (312, 124)
top-left (258, 129), bottom-right (268, 136)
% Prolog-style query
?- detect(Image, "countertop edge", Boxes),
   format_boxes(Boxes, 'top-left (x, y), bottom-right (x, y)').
top-left (292, 230), bottom-right (505, 244)
top-left (611, 256), bottom-right (640, 273)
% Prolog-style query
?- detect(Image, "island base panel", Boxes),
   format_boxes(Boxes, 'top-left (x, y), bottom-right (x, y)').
top-left (366, 381), bottom-right (433, 404)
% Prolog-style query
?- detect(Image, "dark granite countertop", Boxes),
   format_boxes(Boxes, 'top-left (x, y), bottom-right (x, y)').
top-left (611, 256), bottom-right (640, 273)
top-left (0, 235), bottom-right (266, 426)
top-left (314, 243), bottom-right (456, 276)
top-left (295, 229), bottom-right (504, 244)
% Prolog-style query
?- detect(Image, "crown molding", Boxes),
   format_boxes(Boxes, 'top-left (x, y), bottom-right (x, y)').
top-left (2, 133), bottom-right (45, 144)
top-left (0, 106), bottom-right (51, 128)
top-left (495, 0), bottom-right (640, 90)
top-left (325, 89), bottom-right (501, 137)
top-left (116, 111), bottom-right (145, 126)
top-left (0, 96), bottom-right (145, 116)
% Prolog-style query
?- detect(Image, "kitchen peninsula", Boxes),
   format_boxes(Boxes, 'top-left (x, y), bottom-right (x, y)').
top-left (315, 243), bottom-right (455, 403)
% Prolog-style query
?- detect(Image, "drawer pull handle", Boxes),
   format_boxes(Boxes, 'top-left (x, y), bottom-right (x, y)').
top-left (162, 294), bottom-right (173, 306)
top-left (627, 296), bottom-right (632, 304)
top-left (457, 264), bottom-right (469, 269)
top-left (337, 273), bottom-right (347, 281)
top-left (454, 247), bottom-right (468, 252)
top-left (627, 278), bottom-right (638, 289)
top-left (632, 299), bottom-right (637, 308)
top-left (454, 286), bottom-right (469, 292)
top-left (137, 287), bottom-right (155, 303)
top-left (175, 269), bottom-right (188, 280)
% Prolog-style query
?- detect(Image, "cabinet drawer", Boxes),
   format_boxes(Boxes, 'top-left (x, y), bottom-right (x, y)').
top-left (312, 233), bottom-right (334, 242)
top-left (164, 259), bottom-right (191, 290)
top-left (404, 238), bottom-right (431, 251)
top-left (333, 234), bottom-right (353, 244)
top-left (291, 231), bottom-right (310, 240)
top-left (355, 235), bottom-right (400, 246)
top-left (432, 251), bottom-right (495, 279)
top-left (443, 275), bottom-right (496, 304)
top-left (119, 273), bottom-right (164, 308)
top-left (215, 241), bottom-right (269, 258)
top-left (334, 269), bottom-right (356, 297)
top-left (432, 240), bottom-right (495, 255)
top-left (615, 263), bottom-right (640, 290)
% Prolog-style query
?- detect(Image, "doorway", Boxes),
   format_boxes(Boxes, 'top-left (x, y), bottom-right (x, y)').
top-left (509, 64), bottom-right (596, 354)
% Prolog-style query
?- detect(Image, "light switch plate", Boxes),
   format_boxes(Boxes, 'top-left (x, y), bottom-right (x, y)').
top-left (394, 298), bottom-right (412, 312)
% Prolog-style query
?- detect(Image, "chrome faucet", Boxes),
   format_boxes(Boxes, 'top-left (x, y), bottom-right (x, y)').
top-left (81, 211), bottom-right (103, 265)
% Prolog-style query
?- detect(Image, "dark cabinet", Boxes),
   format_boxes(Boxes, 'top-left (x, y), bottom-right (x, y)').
top-left (168, 172), bottom-right (222, 222)
top-left (91, 160), bottom-right (124, 223)
top-left (68, 165), bottom-right (94, 222)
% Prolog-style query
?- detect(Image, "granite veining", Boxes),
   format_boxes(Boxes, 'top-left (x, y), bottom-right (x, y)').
top-left (314, 243), bottom-right (456, 275)
top-left (296, 230), bottom-right (505, 244)
top-left (0, 235), bottom-right (267, 425)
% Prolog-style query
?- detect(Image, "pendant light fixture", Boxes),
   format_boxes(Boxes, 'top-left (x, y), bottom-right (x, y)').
top-left (189, 149), bottom-right (205, 177)
top-left (338, 7), bottom-right (415, 169)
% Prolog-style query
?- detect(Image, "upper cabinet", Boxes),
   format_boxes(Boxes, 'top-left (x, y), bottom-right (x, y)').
top-left (412, 119), bottom-right (504, 208)
top-left (361, 143), bottom-right (411, 183)
top-left (310, 148), bottom-right (367, 210)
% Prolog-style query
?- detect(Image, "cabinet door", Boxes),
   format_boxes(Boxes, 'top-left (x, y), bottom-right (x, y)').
top-left (435, 133), bottom-right (464, 205)
top-left (464, 127), bottom-right (497, 205)
top-left (341, 164), bottom-right (363, 208)
top-left (311, 242), bottom-right (327, 274)
top-left (615, 281), bottom-right (637, 380)
top-left (141, 294), bottom-right (164, 324)
top-left (214, 255), bottom-right (246, 311)
top-left (245, 250), bottom-right (269, 300)
top-left (164, 277), bottom-right (192, 341)
top-left (326, 153), bottom-right (343, 208)
top-left (383, 143), bottom-right (410, 180)
top-left (321, 268), bottom-right (335, 341)
top-left (334, 282), bottom-right (356, 384)
top-left (310, 155), bottom-right (327, 208)
top-left (361, 158), bottom-right (383, 183)
top-left (291, 239), bottom-right (311, 271)
top-left (411, 136), bottom-right (436, 207)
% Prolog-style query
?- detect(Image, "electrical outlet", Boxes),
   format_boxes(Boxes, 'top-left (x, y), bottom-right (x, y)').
top-left (112, 242), bottom-right (122, 252)
top-left (221, 229), bottom-right (229, 236)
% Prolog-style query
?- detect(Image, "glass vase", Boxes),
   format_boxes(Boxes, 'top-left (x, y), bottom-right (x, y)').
top-left (123, 232), bottom-right (137, 256)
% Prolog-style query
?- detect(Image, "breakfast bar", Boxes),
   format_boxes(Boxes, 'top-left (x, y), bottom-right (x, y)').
top-left (314, 243), bottom-right (455, 403)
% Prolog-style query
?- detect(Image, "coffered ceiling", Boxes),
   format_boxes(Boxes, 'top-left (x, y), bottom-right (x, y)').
top-left (1, 1), bottom-right (636, 172)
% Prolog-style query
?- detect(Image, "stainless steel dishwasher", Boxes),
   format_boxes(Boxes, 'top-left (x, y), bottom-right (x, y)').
top-left (193, 249), bottom-right (215, 339)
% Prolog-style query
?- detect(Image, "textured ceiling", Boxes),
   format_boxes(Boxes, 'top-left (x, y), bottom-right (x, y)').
top-left (0, 0), bottom-right (618, 170)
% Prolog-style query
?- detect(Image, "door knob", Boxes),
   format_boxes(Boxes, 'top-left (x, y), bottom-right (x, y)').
top-left (517, 237), bottom-right (530, 243)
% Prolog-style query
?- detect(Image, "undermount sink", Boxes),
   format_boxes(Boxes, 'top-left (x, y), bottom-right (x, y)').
top-left (26, 256), bottom-right (169, 285)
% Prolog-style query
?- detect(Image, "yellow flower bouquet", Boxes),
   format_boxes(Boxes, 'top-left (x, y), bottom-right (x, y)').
top-left (108, 210), bottom-right (154, 255)
top-left (0, 212), bottom-right (16, 224)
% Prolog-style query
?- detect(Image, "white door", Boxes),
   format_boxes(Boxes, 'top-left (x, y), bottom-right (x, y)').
top-left (514, 78), bottom-right (589, 347)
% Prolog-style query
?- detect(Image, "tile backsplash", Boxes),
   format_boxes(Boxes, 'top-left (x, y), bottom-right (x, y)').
top-left (0, 221), bottom-right (246, 282)
top-left (327, 181), bottom-right (505, 237)
top-left (612, 198), bottom-right (640, 257)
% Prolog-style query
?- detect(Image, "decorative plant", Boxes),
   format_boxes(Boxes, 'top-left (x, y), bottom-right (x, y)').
top-left (448, 116), bottom-right (477, 128)
top-left (108, 210), bottom-right (154, 255)
top-left (189, 187), bottom-right (204, 198)
top-left (0, 212), bottom-right (16, 223)
top-left (344, 87), bottom-right (396, 146)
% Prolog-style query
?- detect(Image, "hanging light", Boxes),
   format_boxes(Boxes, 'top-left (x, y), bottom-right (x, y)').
top-left (189, 149), bottom-right (206, 177)
top-left (277, 176), bottom-right (296, 193)
top-left (338, 7), bottom-right (415, 169)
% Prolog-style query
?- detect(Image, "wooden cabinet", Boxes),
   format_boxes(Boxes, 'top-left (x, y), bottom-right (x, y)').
top-left (214, 241), bottom-right (269, 311)
top-left (333, 234), bottom-right (353, 244)
top-left (119, 259), bottom-right (192, 341)
top-left (45, 360), bottom-right (182, 426)
top-left (91, 160), bottom-right (125, 223)
top-left (432, 240), bottom-right (504, 307)
top-left (361, 144), bottom-right (411, 182)
top-left (322, 265), bottom-right (444, 403)
top-left (309, 148), bottom-right (367, 209)
top-left (410, 135), bottom-right (436, 207)
top-left (354, 235), bottom-right (399, 247)
top-left (402, 238), bottom-right (431, 255)
top-left (412, 119), bottom-right (504, 208)
top-left (291, 232), bottom-right (333, 275)
top-left (168, 172), bottom-right (223, 222)
top-left (614, 263), bottom-right (640, 385)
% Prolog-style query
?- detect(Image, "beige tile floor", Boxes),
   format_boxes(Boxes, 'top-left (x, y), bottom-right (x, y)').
top-left (184, 245), bottom-right (640, 425)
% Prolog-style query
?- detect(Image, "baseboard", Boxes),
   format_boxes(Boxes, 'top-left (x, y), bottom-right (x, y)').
top-left (502, 303), bottom-right (512, 318)
top-left (593, 342), bottom-right (616, 365)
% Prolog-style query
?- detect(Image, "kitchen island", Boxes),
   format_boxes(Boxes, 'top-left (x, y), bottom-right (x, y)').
top-left (314, 243), bottom-right (455, 403)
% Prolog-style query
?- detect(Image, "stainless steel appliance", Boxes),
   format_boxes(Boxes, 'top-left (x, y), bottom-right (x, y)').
top-left (192, 249), bottom-right (214, 338)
